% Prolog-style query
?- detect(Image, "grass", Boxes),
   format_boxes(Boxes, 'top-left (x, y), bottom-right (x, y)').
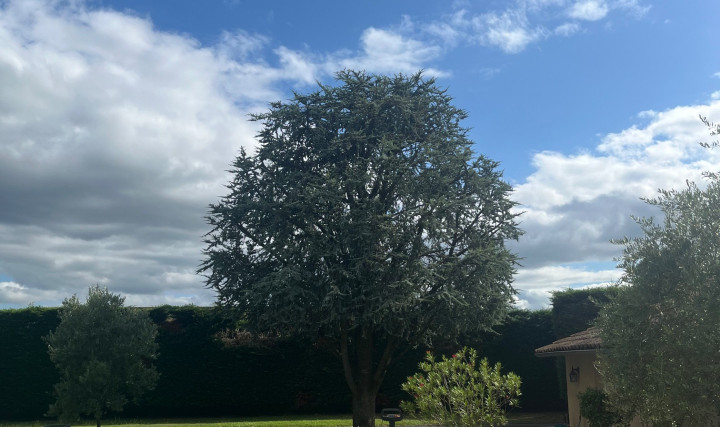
top-left (0, 412), bottom-right (565, 427)
top-left (0, 414), bottom-right (435, 427)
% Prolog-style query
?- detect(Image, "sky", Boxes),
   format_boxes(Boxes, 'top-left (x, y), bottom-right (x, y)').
top-left (1, 0), bottom-right (719, 309)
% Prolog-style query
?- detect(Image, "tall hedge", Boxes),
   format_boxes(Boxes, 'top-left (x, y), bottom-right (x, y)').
top-left (0, 305), bottom-right (561, 420)
top-left (475, 309), bottom-right (565, 411)
top-left (550, 287), bottom-right (618, 339)
top-left (0, 307), bottom-right (60, 419)
top-left (134, 306), bottom-right (351, 417)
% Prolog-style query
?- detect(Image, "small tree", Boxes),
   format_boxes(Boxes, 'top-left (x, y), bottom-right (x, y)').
top-left (200, 71), bottom-right (521, 427)
top-left (401, 347), bottom-right (521, 427)
top-left (45, 286), bottom-right (159, 427)
top-left (596, 120), bottom-right (720, 426)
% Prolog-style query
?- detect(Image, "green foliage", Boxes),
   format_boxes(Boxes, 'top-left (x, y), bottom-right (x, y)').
top-left (578, 388), bottom-right (624, 427)
top-left (596, 131), bottom-right (720, 426)
top-left (474, 309), bottom-right (563, 411)
top-left (140, 306), bottom-right (350, 418)
top-left (0, 306), bottom-right (560, 420)
top-left (200, 70), bottom-right (521, 426)
top-left (44, 286), bottom-right (159, 425)
top-left (201, 69), bottom-right (520, 343)
top-left (550, 288), bottom-right (618, 339)
top-left (401, 347), bottom-right (521, 427)
top-left (0, 307), bottom-right (60, 419)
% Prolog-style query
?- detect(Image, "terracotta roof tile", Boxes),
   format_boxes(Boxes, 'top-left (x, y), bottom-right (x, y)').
top-left (535, 327), bottom-right (601, 356)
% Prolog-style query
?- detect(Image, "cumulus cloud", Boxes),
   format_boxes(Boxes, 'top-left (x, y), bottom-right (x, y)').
top-left (332, 27), bottom-right (446, 76)
top-left (0, 0), bottom-right (313, 307)
top-left (0, 0), bottom-right (456, 308)
top-left (512, 98), bottom-right (720, 308)
top-left (0, 281), bottom-right (67, 307)
top-left (0, 0), bottom-right (688, 311)
top-left (513, 266), bottom-right (620, 309)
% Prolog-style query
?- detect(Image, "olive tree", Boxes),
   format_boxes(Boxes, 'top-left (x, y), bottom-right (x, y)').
top-left (200, 71), bottom-right (521, 427)
top-left (596, 120), bottom-right (720, 426)
top-left (45, 286), bottom-right (159, 427)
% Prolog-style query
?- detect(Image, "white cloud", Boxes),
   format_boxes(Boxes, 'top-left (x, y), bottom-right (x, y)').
top-left (568, 1), bottom-right (609, 21)
top-left (516, 101), bottom-right (720, 212)
top-left (637, 109), bottom-right (657, 119)
top-left (0, 0), bottom-right (681, 311)
top-left (514, 289), bottom-right (553, 310)
top-left (598, 104), bottom-right (718, 158)
top-left (217, 30), bottom-right (269, 61)
top-left (275, 46), bottom-right (318, 84)
top-left (611, 0), bottom-right (651, 17)
top-left (513, 98), bottom-right (720, 308)
top-left (334, 27), bottom-right (446, 76)
top-left (472, 9), bottom-right (548, 53)
top-left (555, 22), bottom-right (582, 36)
top-left (0, 0), bottom-right (324, 307)
top-left (410, 0), bottom-right (649, 55)
top-left (0, 281), bottom-right (67, 306)
top-left (525, 0), bottom-right (569, 11)
top-left (425, 10), bottom-right (467, 48)
top-left (0, 0), bottom-right (458, 308)
top-left (513, 266), bottom-right (620, 309)
top-left (516, 265), bottom-right (620, 290)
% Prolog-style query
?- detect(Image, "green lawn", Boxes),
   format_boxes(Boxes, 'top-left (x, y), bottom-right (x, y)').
top-left (0, 415), bottom-right (435, 427)
top-left (0, 412), bottom-right (565, 427)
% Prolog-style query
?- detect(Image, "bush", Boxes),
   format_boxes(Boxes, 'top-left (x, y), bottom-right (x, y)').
top-left (578, 388), bottom-right (624, 427)
top-left (401, 347), bottom-right (521, 427)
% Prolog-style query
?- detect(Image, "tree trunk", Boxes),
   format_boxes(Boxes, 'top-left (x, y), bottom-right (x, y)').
top-left (352, 389), bottom-right (377, 427)
top-left (96, 419), bottom-right (101, 427)
top-left (340, 326), bottom-right (399, 427)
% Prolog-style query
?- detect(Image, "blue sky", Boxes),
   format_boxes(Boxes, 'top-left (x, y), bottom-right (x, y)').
top-left (0, 0), bottom-right (719, 309)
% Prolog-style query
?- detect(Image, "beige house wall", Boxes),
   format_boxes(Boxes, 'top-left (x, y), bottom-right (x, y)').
top-left (565, 352), bottom-right (602, 427)
top-left (563, 352), bottom-right (641, 427)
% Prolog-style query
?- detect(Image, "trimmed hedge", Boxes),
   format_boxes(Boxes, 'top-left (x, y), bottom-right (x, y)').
top-left (550, 287), bottom-right (618, 339)
top-left (137, 306), bottom-right (350, 417)
top-left (0, 307), bottom-right (60, 419)
top-left (0, 305), bottom-right (562, 420)
top-left (474, 309), bottom-right (565, 411)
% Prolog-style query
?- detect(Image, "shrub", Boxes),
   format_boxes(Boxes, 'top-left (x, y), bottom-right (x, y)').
top-left (578, 388), bottom-right (624, 427)
top-left (401, 347), bottom-right (521, 427)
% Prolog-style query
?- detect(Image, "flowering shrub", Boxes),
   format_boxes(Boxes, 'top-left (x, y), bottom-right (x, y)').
top-left (401, 347), bottom-right (521, 427)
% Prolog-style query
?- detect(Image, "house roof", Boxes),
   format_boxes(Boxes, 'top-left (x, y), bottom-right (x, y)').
top-left (535, 327), bottom-right (601, 357)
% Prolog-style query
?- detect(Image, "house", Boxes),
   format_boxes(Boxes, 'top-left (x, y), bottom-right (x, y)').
top-left (535, 328), bottom-right (641, 427)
